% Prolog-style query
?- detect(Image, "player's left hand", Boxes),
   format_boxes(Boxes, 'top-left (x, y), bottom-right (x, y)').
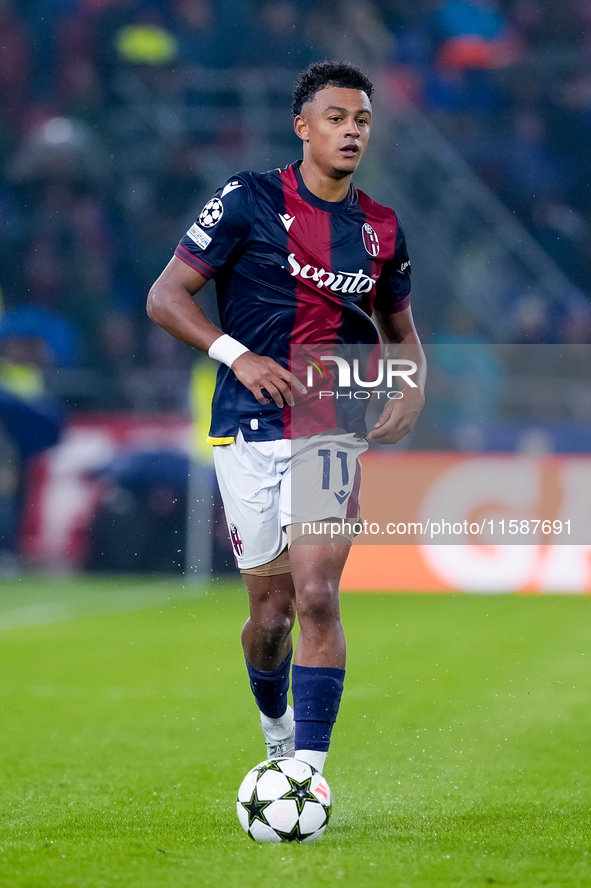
top-left (368, 387), bottom-right (424, 444)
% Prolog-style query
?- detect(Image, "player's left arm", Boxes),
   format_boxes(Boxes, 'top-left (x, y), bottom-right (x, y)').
top-left (369, 306), bottom-right (426, 444)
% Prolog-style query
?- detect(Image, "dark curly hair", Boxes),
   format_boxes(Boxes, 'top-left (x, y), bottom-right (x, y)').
top-left (291, 60), bottom-right (374, 118)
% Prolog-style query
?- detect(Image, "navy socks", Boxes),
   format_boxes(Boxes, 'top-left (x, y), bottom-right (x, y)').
top-left (246, 655), bottom-right (346, 753)
top-left (245, 650), bottom-right (292, 718)
top-left (291, 664), bottom-right (346, 752)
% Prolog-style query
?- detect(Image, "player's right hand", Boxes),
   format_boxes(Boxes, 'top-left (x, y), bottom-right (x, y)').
top-left (231, 352), bottom-right (307, 407)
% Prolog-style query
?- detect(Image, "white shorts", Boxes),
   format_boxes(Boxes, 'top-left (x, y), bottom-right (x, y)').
top-left (213, 431), bottom-right (368, 570)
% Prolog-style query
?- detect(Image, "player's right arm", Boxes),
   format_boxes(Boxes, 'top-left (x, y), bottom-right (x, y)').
top-left (147, 256), bottom-right (301, 407)
top-left (147, 255), bottom-right (218, 352)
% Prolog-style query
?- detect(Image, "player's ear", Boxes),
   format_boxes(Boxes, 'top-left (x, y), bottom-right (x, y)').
top-left (294, 114), bottom-right (309, 143)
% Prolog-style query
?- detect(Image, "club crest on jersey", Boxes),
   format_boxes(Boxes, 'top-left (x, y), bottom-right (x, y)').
top-left (362, 223), bottom-right (380, 257)
top-left (199, 197), bottom-right (223, 229)
top-left (230, 523), bottom-right (244, 557)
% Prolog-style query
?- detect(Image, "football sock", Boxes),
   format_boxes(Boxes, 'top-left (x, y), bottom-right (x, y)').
top-left (246, 650), bottom-right (292, 719)
top-left (294, 749), bottom-right (327, 773)
top-left (292, 664), bottom-right (345, 763)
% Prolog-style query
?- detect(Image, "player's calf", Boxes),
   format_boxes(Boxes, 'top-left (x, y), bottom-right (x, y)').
top-left (246, 652), bottom-right (295, 759)
top-left (242, 564), bottom-right (296, 756)
top-left (288, 541), bottom-right (350, 773)
top-left (240, 567), bottom-right (295, 670)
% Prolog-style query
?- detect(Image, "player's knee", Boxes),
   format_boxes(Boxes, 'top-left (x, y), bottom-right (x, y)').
top-left (249, 609), bottom-right (294, 643)
top-left (297, 581), bottom-right (340, 628)
top-left (242, 608), bottom-right (293, 662)
top-left (256, 614), bottom-right (293, 659)
top-left (267, 611), bottom-right (295, 637)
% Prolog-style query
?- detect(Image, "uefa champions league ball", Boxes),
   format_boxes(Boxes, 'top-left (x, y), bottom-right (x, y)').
top-left (237, 758), bottom-right (332, 843)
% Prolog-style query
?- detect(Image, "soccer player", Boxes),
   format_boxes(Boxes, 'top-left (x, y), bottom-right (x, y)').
top-left (147, 60), bottom-right (425, 774)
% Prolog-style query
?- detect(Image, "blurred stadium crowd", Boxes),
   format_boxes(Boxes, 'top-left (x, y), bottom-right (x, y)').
top-left (0, 0), bottom-right (590, 413)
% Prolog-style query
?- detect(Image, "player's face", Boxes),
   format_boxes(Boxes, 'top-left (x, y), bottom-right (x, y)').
top-left (295, 86), bottom-right (372, 179)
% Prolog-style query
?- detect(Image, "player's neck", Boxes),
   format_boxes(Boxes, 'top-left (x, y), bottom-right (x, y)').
top-left (298, 160), bottom-right (351, 203)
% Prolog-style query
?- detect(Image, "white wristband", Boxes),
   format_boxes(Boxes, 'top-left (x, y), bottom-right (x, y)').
top-left (208, 333), bottom-right (250, 368)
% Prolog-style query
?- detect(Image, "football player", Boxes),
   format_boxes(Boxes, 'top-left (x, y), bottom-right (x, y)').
top-left (148, 60), bottom-right (425, 774)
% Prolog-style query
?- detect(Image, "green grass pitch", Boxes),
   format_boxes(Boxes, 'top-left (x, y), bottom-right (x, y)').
top-left (0, 575), bottom-right (589, 887)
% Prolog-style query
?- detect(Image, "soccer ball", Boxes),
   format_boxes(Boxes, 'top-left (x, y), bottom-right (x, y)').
top-left (237, 758), bottom-right (332, 843)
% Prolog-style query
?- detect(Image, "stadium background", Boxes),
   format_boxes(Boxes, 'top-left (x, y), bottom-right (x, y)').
top-left (2, 4), bottom-right (591, 886)
top-left (0, 0), bottom-right (590, 588)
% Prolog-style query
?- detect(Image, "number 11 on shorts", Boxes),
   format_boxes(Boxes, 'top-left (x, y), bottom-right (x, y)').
top-left (318, 449), bottom-right (349, 490)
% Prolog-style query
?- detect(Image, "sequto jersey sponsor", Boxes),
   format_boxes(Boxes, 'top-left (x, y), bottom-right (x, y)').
top-left (286, 253), bottom-right (375, 295)
top-left (174, 162), bottom-right (411, 442)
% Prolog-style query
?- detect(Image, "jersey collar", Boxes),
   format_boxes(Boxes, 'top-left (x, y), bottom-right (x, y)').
top-left (292, 161), bottom-right (356, 213)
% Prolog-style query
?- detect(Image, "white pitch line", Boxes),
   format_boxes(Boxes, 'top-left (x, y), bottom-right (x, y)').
top-left (0, 580), bottom-right (213, 632)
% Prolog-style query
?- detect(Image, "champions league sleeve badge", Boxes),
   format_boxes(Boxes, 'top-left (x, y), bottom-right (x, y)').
top-left (199, 197), bottom-right (224, 229)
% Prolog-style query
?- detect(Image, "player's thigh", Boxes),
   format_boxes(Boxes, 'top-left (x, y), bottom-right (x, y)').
top-left (213, 434), bottom-right (288, 569)
top-left (288, 540), bottom-right (351, 590)
top-left (242, 570), bottom-right (296, 628)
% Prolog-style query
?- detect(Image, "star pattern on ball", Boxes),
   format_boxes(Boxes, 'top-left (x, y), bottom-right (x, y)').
top-left (242, 785), bottom-right (273, 828)
top-left (262, 760), bottom-right (284, 773)
top-left (276, 821), bottom-right (306, 843)
top-left (282, 775), bottom-right (317, 815)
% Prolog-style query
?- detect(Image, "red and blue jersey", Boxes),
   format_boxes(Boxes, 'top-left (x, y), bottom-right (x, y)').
top-left (175, 162), bottom-right (411, 442)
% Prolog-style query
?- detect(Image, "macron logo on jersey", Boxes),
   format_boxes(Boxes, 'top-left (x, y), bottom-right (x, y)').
top-left (287, 253), bottom-right (375, 295)
top-left (279, 213), bottom-right (295, 232)
top-left (221, 181), bottom-right (243, 198)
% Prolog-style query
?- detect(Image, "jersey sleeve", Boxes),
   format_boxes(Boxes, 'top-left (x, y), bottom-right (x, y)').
top-left (174, 175), bottom-right (254, 279)
top-left (373, 219), bottom-right (411, 314)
